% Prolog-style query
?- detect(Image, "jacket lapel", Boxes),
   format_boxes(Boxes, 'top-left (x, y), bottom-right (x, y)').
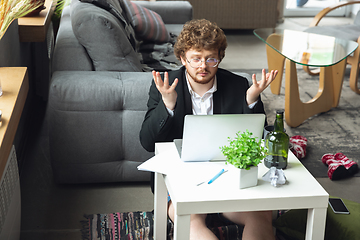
top-left (213, 71), bottom-right (222, 114)
top-left (167, 67), bottom-right (192, 116)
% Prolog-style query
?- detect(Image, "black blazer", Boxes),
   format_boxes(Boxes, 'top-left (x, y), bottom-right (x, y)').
top-left (140, 66), bottom-right (266, 152)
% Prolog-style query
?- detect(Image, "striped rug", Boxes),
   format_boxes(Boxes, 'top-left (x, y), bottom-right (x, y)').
top-left (81, 211), bottom-right (246, 240)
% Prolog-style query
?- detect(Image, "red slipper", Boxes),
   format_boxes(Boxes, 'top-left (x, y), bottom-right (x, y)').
top-left (334, 153), bottom-right (359, 175)
top-left (290, 135), bottom-right (307, 159)
top-left (321, 154), bottom-right (351, 180)
top-left (327, 162), bottom-right (349, 180)
top-left (321, 153), bottom-right (335, 165)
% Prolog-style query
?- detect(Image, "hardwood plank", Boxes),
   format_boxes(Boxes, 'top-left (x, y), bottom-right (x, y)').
top-left (18, 0), bottom-right (56, 42)
top-left (0, 67), bottom-right (28, 181)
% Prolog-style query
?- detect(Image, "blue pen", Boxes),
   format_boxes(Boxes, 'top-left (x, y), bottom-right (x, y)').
top-left (208, 169), bottom-right (227, 184)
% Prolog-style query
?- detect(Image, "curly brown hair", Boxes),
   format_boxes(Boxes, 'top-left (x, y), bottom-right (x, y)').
top-left (174, 19), bottom-right (227, 62)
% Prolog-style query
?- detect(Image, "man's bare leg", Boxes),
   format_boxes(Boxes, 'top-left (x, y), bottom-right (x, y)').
top-left (168, 201), bottom-right (218, 240)
top-left (222, 211), bottom-right (275, 240)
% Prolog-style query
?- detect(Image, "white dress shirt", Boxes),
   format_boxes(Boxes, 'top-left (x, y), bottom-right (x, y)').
top-left (186, 73), bottom-right (217, 115)
top-left (167, 70), bottom-right (256, 116)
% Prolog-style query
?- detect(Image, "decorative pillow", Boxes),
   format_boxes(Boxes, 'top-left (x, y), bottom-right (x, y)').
top-left (71, 0), bottom-right (143, 71)
top-left (80, 0), bottom-right (137, 49)
top-left (121, 0), bottom-right (171, 43)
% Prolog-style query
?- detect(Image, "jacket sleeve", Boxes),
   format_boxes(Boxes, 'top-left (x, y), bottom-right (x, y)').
top-left (139, 80), bottom-right (175, 152)
top-left (242, 84), bottom-right (267, 125)
top-left (216, 69), bottom-right (268, 125)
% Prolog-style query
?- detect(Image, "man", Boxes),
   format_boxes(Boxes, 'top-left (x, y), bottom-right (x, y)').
top-left (140, 19), bottom-right (277, 240)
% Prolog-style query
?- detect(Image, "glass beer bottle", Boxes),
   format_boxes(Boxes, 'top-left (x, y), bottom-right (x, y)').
top-left (264, 110), bottom-right (289, 169)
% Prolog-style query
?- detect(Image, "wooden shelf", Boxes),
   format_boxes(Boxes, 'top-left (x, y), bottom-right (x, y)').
top-left (0, 67), bottom-right (29, 181)
top-left (18, 0), bottom-right (56, 42)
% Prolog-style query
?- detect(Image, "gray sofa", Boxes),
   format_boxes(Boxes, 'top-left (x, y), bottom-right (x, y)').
top-left (48, 0), bottom-right (193, 184)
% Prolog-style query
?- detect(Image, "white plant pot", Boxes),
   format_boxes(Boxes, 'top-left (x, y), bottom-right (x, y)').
top-left (238, 166), bottom-right (258, 189)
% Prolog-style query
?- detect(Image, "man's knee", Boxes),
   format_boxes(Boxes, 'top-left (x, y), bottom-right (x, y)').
top-left (191, 214), bottom-right (207, 224)
top-left (247, 211), bottom-right (273, 227)
top-left (222, 211), bottom-right (272, 226)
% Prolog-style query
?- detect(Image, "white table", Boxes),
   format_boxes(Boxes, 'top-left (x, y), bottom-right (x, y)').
top-left (153, 142), bottom-right (329, 240)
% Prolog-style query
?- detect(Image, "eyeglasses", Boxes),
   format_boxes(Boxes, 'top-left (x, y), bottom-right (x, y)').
top-left (186, 58), bottom-right (220, 68)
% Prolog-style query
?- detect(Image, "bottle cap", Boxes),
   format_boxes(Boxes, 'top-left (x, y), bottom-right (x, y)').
top-left (276, 109), bottom-right (284, 115)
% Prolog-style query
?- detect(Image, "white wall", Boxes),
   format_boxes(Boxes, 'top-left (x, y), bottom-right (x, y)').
top-left (351, 3), bottom-right (360, 16)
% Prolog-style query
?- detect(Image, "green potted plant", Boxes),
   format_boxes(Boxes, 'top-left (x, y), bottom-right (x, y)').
top-left (221, 130), bottom-right (266, 189)
top-left (0, 0), bottom-right (45, 39)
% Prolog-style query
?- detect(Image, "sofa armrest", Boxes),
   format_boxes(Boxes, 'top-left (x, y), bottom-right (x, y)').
top-left (49, 71), bottom-right (152, 111)
top-left (52, 6), bottom-right (94, 72)
top-left (49, 71), bottom-right (154, 183)
top-left (135, 1), bottom-right (193, 24)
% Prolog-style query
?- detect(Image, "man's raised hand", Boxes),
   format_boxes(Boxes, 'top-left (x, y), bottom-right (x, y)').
top-left (246, 69), bottom-right (278, 105)
top-left (153, 71), bottom-right (178, 110)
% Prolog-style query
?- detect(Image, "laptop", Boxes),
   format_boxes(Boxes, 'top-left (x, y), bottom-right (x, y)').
top-left (174, 114), bottom-right (266, 162)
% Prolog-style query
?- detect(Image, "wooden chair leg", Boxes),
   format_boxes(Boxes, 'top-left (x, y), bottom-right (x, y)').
top-left (347, 40), bottom-right (360, 94)
top-left (285, 59), bottom-right (333, 127)
top-left (303, 38), bottom-right (360, 95)
top-left (266, 33), bottom-right (285, 95)
top-left (302, 65), bottom-right (320, 76)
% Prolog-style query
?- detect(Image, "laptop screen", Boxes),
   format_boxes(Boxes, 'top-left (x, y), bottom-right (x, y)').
top-left (178, 114), bottom-right (265, 162)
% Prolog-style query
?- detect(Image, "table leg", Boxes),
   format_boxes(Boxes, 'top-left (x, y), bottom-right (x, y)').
top-left (285, 59), bottom-right (333, 127)
top-left (266, 34), bottom-right (286, 95)
top-left (305, 208), bottom-right (327, 240)
top-left (154, 173), bottom-right (168, 240)
top-left (174, 214), bottom-right (191, 240)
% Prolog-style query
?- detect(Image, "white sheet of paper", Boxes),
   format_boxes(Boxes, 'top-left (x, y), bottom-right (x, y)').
top-left (137, 150), bottom-right (226, 186)
top-left (137, 150), bottom-right (183, 175)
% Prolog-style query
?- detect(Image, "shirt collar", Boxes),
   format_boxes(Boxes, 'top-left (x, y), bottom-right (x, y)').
top-left (185, 70), bottom-right (217, 97)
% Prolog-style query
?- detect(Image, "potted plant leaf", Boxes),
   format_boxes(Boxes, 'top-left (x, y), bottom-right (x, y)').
top-left (221, 130), bottom-right (266, 189)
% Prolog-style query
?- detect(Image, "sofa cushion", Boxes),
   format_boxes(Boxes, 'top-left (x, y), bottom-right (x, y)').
top-left (71, 0), bottom-right (143, 71)
top-left (121, 0), bottom-right (171, 43)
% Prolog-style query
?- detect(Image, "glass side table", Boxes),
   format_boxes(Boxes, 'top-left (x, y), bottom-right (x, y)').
top-left (254, 28), bottom-right (358, 127)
